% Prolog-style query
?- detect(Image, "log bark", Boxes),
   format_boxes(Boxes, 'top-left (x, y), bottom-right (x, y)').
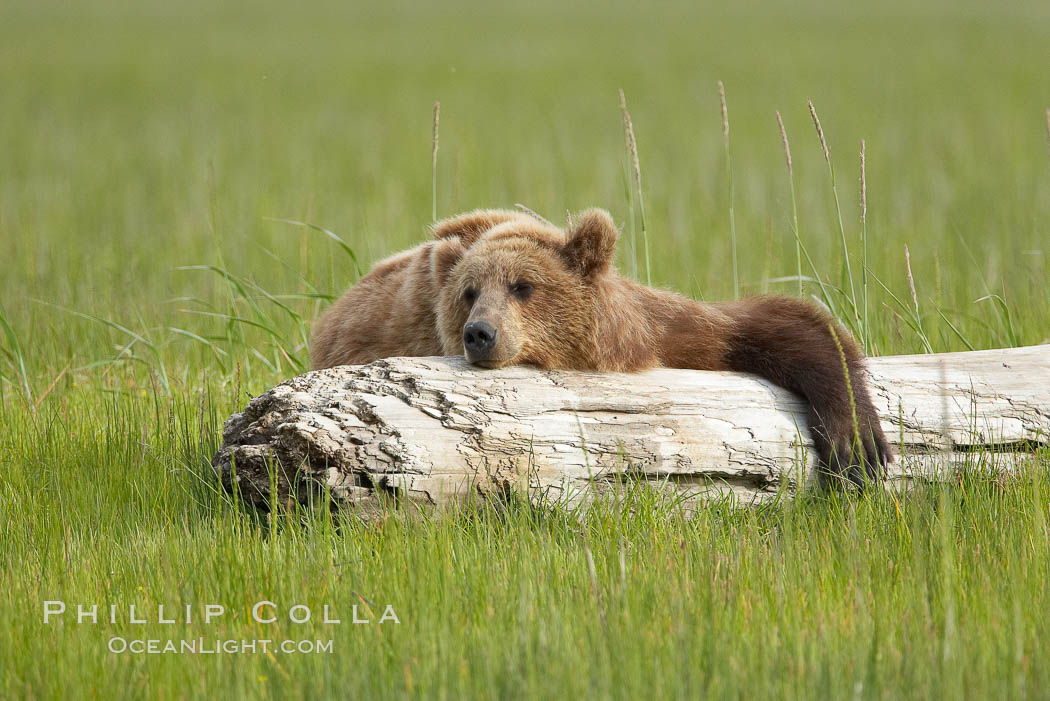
top-left (211, 344), bottom-right (1050, 512)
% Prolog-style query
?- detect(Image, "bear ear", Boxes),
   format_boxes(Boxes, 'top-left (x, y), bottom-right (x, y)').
top-left (431, 209), bottom-right (524, 247)
top-left (561, 209), bottom-right (619, 279)
top-left (430, 236), bottom-right (466, 286)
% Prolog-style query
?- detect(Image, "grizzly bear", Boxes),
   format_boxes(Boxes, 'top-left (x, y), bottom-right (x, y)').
top-left (310, 208), bottom-right (891, 485)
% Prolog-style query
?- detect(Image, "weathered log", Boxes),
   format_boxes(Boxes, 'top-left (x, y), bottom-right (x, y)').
top-left (212, 344), bottom-right (1050, 511)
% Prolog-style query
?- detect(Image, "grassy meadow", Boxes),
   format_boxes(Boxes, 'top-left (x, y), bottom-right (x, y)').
top-left (2, 0), bottom-right (1050, 697)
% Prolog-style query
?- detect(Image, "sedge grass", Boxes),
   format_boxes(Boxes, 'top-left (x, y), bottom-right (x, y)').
top-left (2, 0), bottom-right (1050, 697)
top-left (808, 100), bottom-right (861, 339)
top-left (618, 88), bottom-right (651, 286)
top-left (775, 110), bottom-right (803, 299)
top-left (719, 81), bottom-right (739, 298)
top-left (432, 101), bottom-right (440, 222)
top-left (860, 139), bottom-right (871, 355)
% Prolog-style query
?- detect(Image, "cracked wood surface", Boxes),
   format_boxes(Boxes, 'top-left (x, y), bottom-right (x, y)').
top-left (211, 344), bottom-right (1050, 511)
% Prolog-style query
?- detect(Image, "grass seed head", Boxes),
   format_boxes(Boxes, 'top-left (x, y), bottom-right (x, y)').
top-left (808, 99), bottom-right (831, 163)
top-left (432, 101), bottom-right (440, 162)
top-left (860, 139), bottom-right (867, 224)
top-left (776, 110), bottom-right (793, 176)
top-left (718, 80), bottom-right (729, 142)
top-left (1045, 107), bottom-right (1050, 162)
top-left (905, 243), bottom-right (920, 316)
top-left (618, 88), bottom-right (642, 190)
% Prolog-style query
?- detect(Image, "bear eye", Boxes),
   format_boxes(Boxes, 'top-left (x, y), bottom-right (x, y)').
top-left (463, 287), bottom-right (478, 306)
top-left (509, 280), bottom-right (533, 301)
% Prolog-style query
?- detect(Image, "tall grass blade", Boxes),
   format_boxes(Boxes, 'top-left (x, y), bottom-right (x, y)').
top-left (808, 100), bottom-right (860, 334)
top-left (860, 139), bottom-right (871, 354)
top-left (974, 294), bottom-right (1019, 347)
top-left (432, 101), bottom-right (440, 222)
top-left (619, 88), bottom-right (650, 285)
top-left (870, 270), bottom-right (934, 353)
top-left (264, 217), bottom-right (363, 279)
top-left (0, 306), bottom-right (32, 404)
top-left (776, 110), bottom-right (803, 298)
top-left (720, 81), bottom-right (738, 298)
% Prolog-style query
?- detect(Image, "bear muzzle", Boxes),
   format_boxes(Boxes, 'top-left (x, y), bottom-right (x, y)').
top-left (463, 320), bottom-right (499, 364)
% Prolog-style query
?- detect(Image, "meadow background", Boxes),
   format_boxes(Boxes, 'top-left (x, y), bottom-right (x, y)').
top-left (2, 0), bottom-right (1050, 697)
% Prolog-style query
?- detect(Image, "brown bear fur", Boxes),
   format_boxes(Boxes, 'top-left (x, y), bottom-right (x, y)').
top-left (310, 208), bottom-right (891, 485)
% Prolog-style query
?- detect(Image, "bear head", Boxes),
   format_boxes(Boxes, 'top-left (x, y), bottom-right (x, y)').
top-left (432, 208), bottom-right (619, 369)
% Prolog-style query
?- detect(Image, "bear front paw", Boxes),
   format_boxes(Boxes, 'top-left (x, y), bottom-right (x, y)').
top-left (816, 416), bottom-right (892, 488)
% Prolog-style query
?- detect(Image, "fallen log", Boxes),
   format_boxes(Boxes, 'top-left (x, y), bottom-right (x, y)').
top-left (212, 344), bottom-right (1050, 511)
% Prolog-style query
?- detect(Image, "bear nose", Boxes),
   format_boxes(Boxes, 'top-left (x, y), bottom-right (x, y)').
top-left (463, 321), bottom-right (498, 357)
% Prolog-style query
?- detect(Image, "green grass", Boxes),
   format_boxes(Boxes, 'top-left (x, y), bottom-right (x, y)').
top-left (2, 0), bottom-right (1050, 697)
